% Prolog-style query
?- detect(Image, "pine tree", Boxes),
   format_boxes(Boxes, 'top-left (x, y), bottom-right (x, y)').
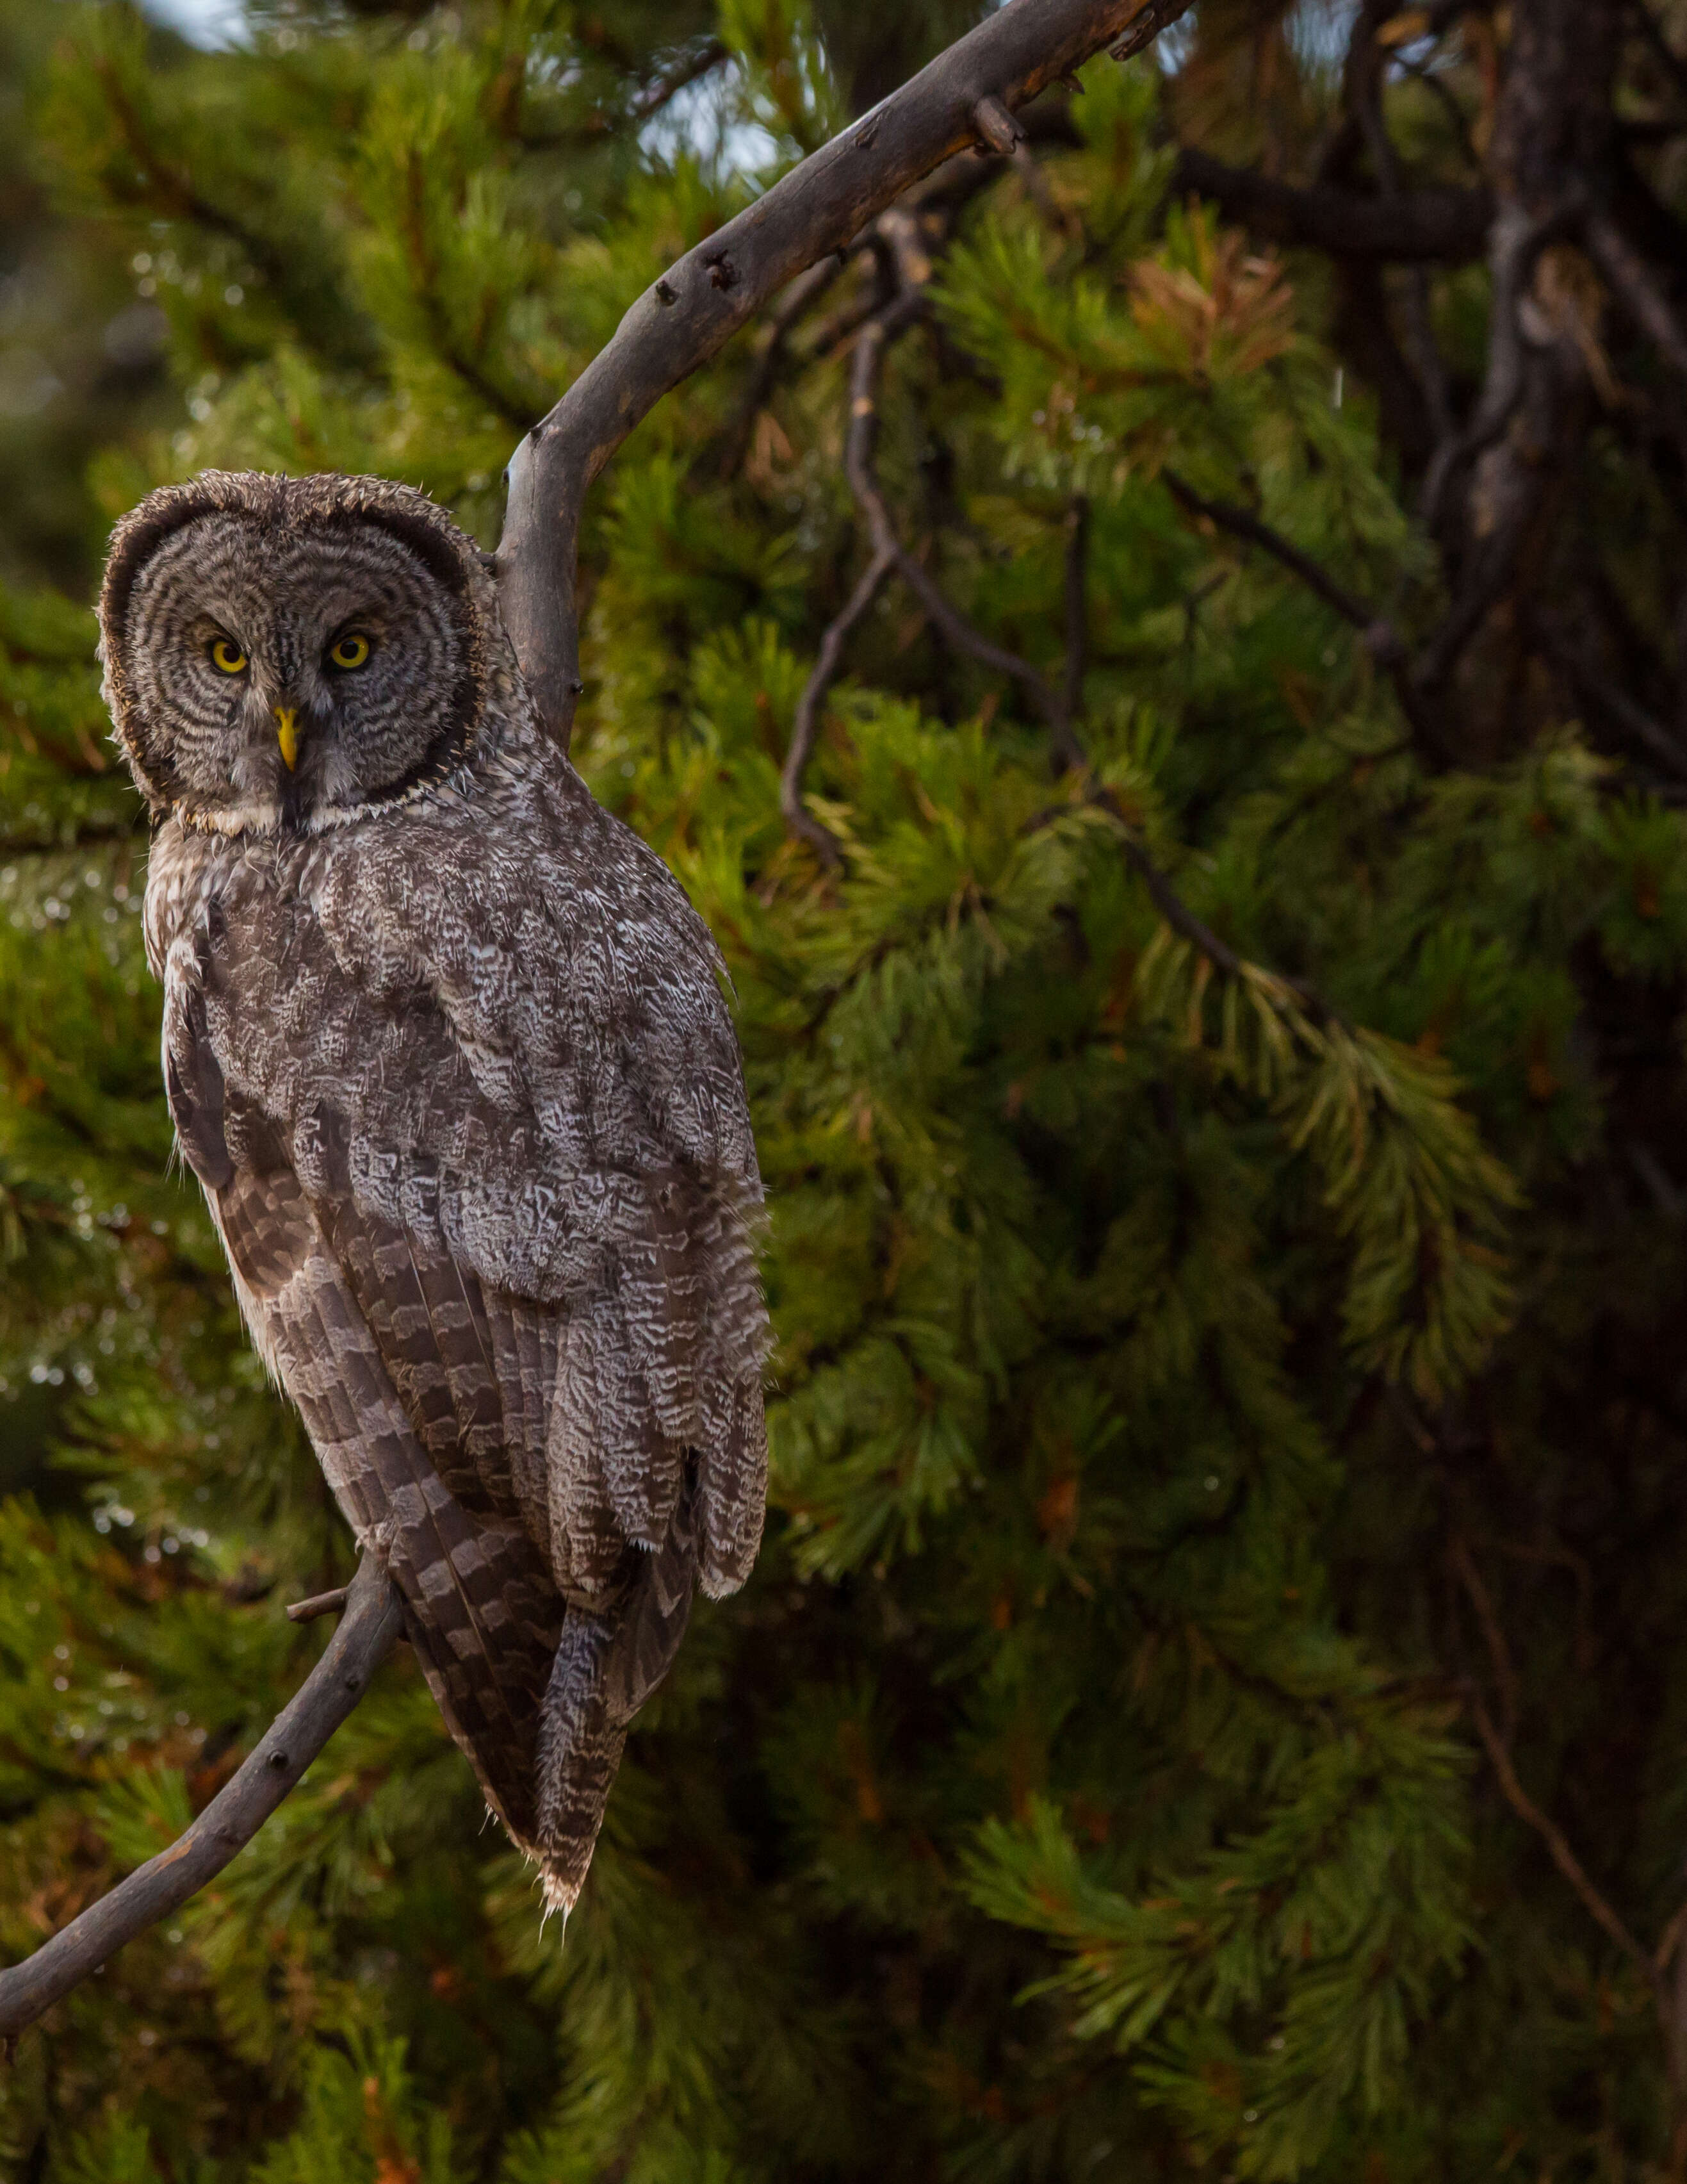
top-left (4, 2), bottom-right (1687, 2177)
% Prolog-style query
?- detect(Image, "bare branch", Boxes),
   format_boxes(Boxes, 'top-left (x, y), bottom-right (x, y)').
top-left (844, 313), bottom-right (1065, 729)
top-left (1452, 1536), bottom-right (1671, 2024)
top-left (780, 283), bottom-right (1065, 860)
top-left (1583, 209), bottom-right (1687, 379)
top-left (1159, 470), bottom-right (1453, 760)
top-left (1533, 610), bottom-right (1687, 779)
top-left (1447, 1534), bottom-right (1520, 1749)
top-left (1467, 1689), bottom-right (1663, 1996)
top-left (1031, 784), bottom-right (1341, 1030)
top-left (0, 1556), bottom-right (403, 2042)
top-left (780, 544), bottom-right (895, 867)
top-left (512, 39), bottom-right (729, 149)
top-left (1104, 806), bottom-right (1246, 983)
top-left (496, 0), bottom-right (1198, 744)
top-left (1170, 149), bottom-right (1492, 265)
top-left (1161, 470), bottom-right (1381, 631)
top-left (286, 1585), bottom-right (351, 1625)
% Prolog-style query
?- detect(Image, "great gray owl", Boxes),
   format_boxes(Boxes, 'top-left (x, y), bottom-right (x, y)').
top-left (97, 470), bottom-right (769, 1912)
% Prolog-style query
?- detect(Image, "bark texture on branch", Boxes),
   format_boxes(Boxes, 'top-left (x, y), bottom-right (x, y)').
top-left (495, 0), bottom-right (1194, 746)
top-left (0, 1557), bottom-right (403, 2042)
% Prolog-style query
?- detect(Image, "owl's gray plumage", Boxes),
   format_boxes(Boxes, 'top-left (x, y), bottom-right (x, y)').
top-left (98, 470), bottom-right (769, 1910)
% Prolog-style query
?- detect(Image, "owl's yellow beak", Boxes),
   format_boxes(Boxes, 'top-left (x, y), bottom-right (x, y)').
top-left (275, 706), bottom-right (300, 771)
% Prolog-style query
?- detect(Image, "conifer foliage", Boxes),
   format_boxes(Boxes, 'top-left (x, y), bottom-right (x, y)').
top-left (4, 1), bottom-right (1687, 2176)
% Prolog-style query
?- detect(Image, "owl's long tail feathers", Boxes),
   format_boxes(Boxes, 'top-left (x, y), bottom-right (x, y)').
top-left (533, 1468), bottom-right (699, 1913)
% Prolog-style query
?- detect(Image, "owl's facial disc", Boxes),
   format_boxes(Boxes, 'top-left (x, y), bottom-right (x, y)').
top-left (111, 498), bottom-right (481, 835)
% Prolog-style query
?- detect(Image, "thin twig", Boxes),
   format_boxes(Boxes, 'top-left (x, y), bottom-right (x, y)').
top-left (1583, 209), bottom-right (1687, 381)
top-left (1348, 8), bottom-right (1455, 443)
top-left (1162, 470), bottom-right (1381, 630)
top-left (844, 310), bottom-right (1064, 727)
top-left (781, 313), bottom-right (1089, 853)
top-left (1452, 1536), bottom-right (1674, 2040)
top-left (1447, 1534), bottom-right (1520, 1749)
top-left (0, 1556), bottom-right (403, 2040)
top-left (1159, 470), bottom-right (1452, 760)
top-left (1105, 806), bottom-right (1245, 981)
top-left (1048, 784), bottom-right (1341, 1028)
top-left (781, 264), bottom-right (1078, 866)
top-left (1467, 1689), bottom-right (1663, 1998)
top-left (514, 38), bottom-right (729, 149)
top-left (780, 545), bottom-right (896, 866)
top-left (286, 1585), bottom-right (350, 1625)
top-left (1533, 611), bottom-right (1687, 780)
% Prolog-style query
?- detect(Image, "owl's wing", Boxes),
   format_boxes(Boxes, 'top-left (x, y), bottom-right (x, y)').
top-left (166, 969), bottom-right (565, 1857)
top-left (161, 781), bottom-right (768, 1907)
top-left (297, 762), bottom-right (772, 1612)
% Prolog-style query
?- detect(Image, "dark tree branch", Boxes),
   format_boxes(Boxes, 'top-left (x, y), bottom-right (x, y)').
top-left (844, 318), bottom-right (1064, 730)
top-left (1159, 470), bottom-right (1452, 760)
top-left (1531, 608), bottom-right (1687, 779)
top-left (1583, 208), bottom-right (1687, 379)
top-left (1447, 1534), bottom-right (1520, 1748)
top-left (0, 1556), bottom-right (403, 2042)
top-left (1170, 148), bottom-right (1491, 265)
top-left (1466, 1687), bottom-right (1663, 1992)
top-left (1161, 471), bottom-right (1380, 630)
top-left (781, 283), bottom-right (1075, 863)
top-left (713, 256), bottom-right (846, 482)
top-left (1449, 1531), bottom-right (1687, 2095)
top-left (713, 152), bottom-right (1006, 487)
top-left (496, 0), bottom-right (1199, 745)
top-left (780, 543), bottom-right (895, 866)
top-left (513, 38), bottom-right (729, 149)
top-left (286, 1584), bottom-right (352, 1625)
top-left (1105, 807), bottom-right (1245, 982)
top-left (1346, 4), bottom-right (1455, 445)
top-left (1025, 783), bottom-right (1339, 1029)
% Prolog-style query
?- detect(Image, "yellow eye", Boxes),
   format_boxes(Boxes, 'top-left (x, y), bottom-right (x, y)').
top-left (327, 633), bottom-right (371, 671)
top-left (208, 637), bottom-right (247, 675)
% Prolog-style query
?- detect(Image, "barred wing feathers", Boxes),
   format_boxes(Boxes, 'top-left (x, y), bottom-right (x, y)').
top-left (152, 751), bottom-right (769, 1907)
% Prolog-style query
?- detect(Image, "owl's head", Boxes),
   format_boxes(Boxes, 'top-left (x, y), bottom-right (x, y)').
top-left (99, 471), bottom-right (498, 835)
